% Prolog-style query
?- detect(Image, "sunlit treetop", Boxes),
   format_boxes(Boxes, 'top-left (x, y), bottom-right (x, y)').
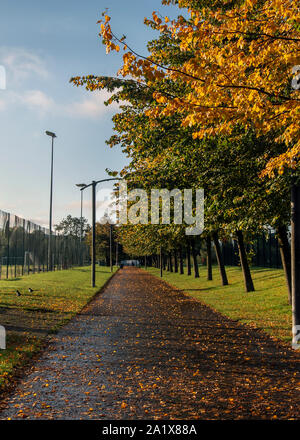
top-left (89, 0), bottom-right (299, 177)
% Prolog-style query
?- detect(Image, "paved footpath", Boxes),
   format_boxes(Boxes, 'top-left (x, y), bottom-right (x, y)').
top-left (0, 267), bottom-right (299, 420)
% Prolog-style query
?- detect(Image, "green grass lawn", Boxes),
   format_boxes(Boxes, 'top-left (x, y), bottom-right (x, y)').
top-left (0, 266), bottom-right (116, 392)
top-left (146, 265), bottom-right (292, 344)
top-left (0, 264), bottom-right (47, 280)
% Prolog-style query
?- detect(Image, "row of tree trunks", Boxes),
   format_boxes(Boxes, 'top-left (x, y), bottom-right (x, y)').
top-left (150, 225), bottom-right (292, 301)
top-left (211, 230), bottom-right (255, 293)
top-left (160, 242), bottom-right (200, 278)
top-left (156, 233), bottom-right (228, 288)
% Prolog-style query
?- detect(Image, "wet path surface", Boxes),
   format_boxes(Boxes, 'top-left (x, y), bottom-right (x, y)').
top-left (0, 267), bottom-right (299, 419)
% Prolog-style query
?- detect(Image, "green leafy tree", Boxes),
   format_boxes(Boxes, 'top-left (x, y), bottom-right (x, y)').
top-left (55, 215), bottom-right (90, 239)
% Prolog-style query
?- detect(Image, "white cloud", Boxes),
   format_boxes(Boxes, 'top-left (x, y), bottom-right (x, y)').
top-left (65, 200), bottom-right (92, 210)
top-left (0, 47), bottom-right (54, 114)
top-left (0, 46), bottom-right (122, 119)
top-left (28, 217), bottom-right (48, 227)
top-left (0, 47), bottom-right (49, 85)
top-left (0, 89), bottom-right (54, 114)
top-left (22, 90), bottom-right (55, 112)
top-left (0, 88), bottom-right (120, 119)
top-left (0, 99), bottom-right (6, 111)
top-left (65, 90), bottom-right (120, 119)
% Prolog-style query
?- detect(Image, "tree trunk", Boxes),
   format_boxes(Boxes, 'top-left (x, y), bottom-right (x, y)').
top-left (236, 230), bottom-right (255, 292)
top-left (186, 241), bottom-right (192, 276)
top-left (169, 252), bottom-right (173, 272)
top-left (163, 254), bottom-right (166, 271)
top-left (206, 236), bottom-right (213, 281)
top-left (179, 246), bottom-right (184, 275)
top-left (191, 239), bottom-right (199, 278)
top-left (174, 249), bottom-right (178, 273)
top-left (277, 225), bottom-right (292, 305)
top-left (160, 247), bottom-right (163, 278)
top-left (144, 256), bottom-right (147, 270)
top-left (291, 182), bottom-right (300, 345)
top-left (212, 232), bottom-right (228, 286)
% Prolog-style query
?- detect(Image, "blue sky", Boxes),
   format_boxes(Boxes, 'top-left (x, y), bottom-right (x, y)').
top-left (0, 0), bottom-right (179, 226)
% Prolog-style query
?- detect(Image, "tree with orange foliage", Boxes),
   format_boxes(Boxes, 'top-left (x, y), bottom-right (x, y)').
top-left (96, 0), bottom-right (299, 176)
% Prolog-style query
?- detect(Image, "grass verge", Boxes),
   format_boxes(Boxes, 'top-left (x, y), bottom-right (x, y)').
top-left (146, 266), bottom-right (292, 344)
top-left (0, 266), bottom-right (116, 392)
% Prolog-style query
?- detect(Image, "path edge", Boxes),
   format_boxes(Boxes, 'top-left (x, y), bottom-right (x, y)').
top-left (0, 268), bottom-right (120, 410)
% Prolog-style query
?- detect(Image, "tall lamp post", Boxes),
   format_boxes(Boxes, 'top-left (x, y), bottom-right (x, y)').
top-left (45, 131), bottom-right (57, 271)
top-left (76, 178), bottom-right (121, 287)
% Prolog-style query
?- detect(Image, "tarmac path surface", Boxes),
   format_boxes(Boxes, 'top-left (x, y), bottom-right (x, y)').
top-left (0, 267), bottom-right (299, 420)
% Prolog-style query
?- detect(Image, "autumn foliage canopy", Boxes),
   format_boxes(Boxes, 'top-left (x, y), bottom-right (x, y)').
top-left (75, 0), bottom-right (300, 176)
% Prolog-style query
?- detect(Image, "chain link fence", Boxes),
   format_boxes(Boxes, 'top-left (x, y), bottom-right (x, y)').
top-left (0, 209), bottom-right (90, 279)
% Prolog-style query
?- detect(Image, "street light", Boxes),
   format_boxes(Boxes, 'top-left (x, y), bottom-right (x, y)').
top-left (76, 183), bottom-right (87, 242)
top-left (78, 178), bottom-right (121, 287)
top-left (45, 130), bottom-right (57, 271)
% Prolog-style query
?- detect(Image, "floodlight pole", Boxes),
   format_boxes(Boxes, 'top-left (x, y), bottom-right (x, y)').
top-left (46, 131), bottom-right (57, 271)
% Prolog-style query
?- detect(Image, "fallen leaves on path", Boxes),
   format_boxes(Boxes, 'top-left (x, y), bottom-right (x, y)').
top-left (0, 268), bottom-right (299, 420)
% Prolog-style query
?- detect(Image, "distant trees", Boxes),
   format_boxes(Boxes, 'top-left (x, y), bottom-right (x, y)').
top-left (85, 223), bottom-right (111, 266)
top-left (85, 219), bottom-right (127, 266)
top-left (55, 215), bottom-right (90, 240)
